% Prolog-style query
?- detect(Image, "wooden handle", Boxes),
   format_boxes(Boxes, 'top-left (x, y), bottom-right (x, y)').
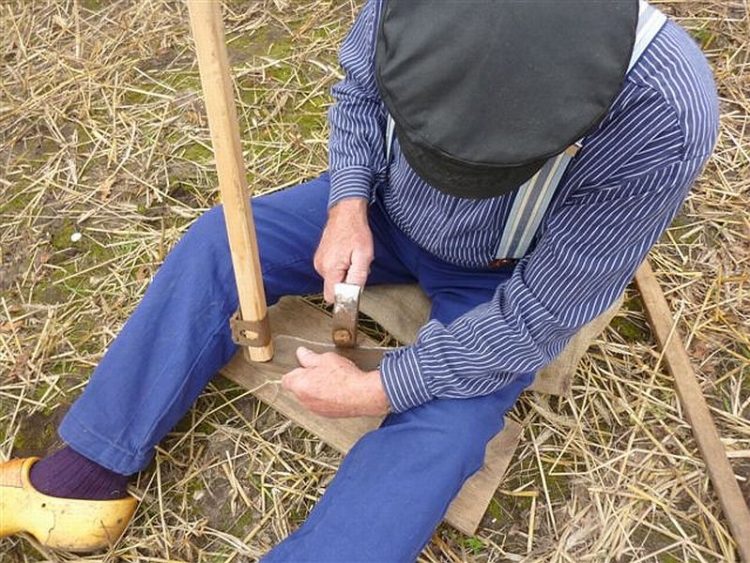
top-left (635, 260), bottom-right (750, 561)
top-left (187, 0), bottom-right (273, 362)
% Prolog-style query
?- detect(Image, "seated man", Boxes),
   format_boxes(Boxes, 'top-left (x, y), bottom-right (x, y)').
top-left (0, 0), bottom-right (718, 560)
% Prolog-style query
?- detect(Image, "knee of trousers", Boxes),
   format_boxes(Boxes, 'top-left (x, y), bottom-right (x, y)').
top-left (171, 207), bottom-right (240, 298)
top-left (377, 400), bottom-right (506, 478)
top-left (176, 205), bottom-right (311, 307)
top-left (182, 206), bottom-right (231, 257)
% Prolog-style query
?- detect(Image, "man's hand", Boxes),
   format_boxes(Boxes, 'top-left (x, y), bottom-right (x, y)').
top-left (282, 347), bottom-right (390, 418)
top-left (314, 198), bottom-right (373, 303)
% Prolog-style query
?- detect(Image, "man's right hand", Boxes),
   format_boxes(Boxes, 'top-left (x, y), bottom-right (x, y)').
top-left (314, 198), bottom-right (373, 303)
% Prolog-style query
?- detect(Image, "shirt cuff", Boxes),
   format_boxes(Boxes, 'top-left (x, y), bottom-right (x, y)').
top-left (379, 346), bottom-right (433, 413)
top-left (328, 166), bottom-right (373, 208)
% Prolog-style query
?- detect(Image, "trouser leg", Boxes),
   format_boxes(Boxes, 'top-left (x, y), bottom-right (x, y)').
top-left (265, 249), bottom-right (532, 562)
top-left (263, 378), bottom-right (531, 563)
top-left (58, 173), bottom-right (415, 475)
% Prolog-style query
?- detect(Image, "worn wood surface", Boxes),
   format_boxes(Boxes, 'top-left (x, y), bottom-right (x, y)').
top-left (360, 284), bottom-right (622, 396)
top-left (220, 296), bottom-right (522, 535)
top-left (188, 1), bottom-right (272, 362)
top-left (635, 260), bottom-right (750, 561)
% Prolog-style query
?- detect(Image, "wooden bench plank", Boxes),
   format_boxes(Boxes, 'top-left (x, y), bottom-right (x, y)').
top-left (220, 296), bottom-right (522, 535)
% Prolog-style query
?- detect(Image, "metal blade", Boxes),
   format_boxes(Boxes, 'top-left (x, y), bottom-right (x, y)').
top-left (332, 282), bottom-right (362, 347)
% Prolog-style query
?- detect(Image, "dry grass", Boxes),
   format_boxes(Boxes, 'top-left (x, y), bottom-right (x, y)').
top-left (1, 0), bottom-right (748, 561)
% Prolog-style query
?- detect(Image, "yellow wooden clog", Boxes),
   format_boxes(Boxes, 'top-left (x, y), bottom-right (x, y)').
top-left (0, 457), bottom-right (137, 552)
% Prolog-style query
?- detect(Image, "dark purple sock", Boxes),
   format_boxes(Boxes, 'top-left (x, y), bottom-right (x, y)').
top-left (29, 446), bottom-right (129, 500)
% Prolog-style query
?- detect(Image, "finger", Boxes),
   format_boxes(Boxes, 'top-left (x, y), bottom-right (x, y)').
top-left (345, 248), bottom-right (372, 287)
top-left (296, 346), bottom-right (323, 368)
top-left (281, 368), bottom-right (304, 392)
top-left (321, 351), bottom-right (353, 367)
top-left (281, 372), bottom-right (293, 391)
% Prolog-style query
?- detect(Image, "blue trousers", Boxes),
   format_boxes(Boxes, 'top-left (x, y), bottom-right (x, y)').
top-left (59, 173), bottom-right (532, 562)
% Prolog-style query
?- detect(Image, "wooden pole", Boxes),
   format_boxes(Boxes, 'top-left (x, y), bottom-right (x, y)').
top-left (187, 0), bottom-right (273, 362)
top-left (635, 260), bottom-right (750, 561)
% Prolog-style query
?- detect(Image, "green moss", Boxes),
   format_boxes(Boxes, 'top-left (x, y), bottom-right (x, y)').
top-left (121, 70), bottom-right (201, 106)
top-left (691, 27), bottom-right (715, 50)
top-left (49, 226), bottom-right (119, 268)
top-left (12, 414), bottom-right (57, 455)
top-left (609, 292), bottom-right (649, 342)
top-left (32, 282), bottom-right (66, 305)
top-left (121, 86), bottom-right (155, 106)
top-left (263, 38), bottom-right (296, 83)
top-left (493, 487), bottom-right (534, 522)
top-left (610, 316), bottom-right (649, 343)
top-left (50, 220), bottom-right (77, 251)
top-left (86, 238), bottom-right (116, 261)
top-left (227, 33), bottom-right (261, 63)
top-left (12, 432), bottom-right (26, 451)
top-left (268, 39), bottom-right (294, 60)
top-left (267, 64), bottom-right (294, 83)
top-left (660, 556), bottom-right (688, 563)
top-left (621, 293), bottom-right (645, 313)
top-left (49, 275), bottom-right (89, 299)
top-left (161, 70), bottom-right (202, 92)
top-left (75, 122), bottom-right (94, 145)
top-left (296, 112), bottom-right (324, 137)
top-left (486, 498), bottom-right (504, 521)
top-left (33, 229), bottom-right (138, 310)
top-left (310, 26), bottom-right (333, 42)
top-left (286, 505), bottom-right (310, 526)
top-left (0, 186), bottom-right (35, 214)
top-left (543, 471), bottom-right (570, 503)
top-left (238, 82), bottom-right (258, 106)
top-left (227, 508), bottom-right (256, 536)
top-left (181, 142), bottom-right (213, 164)
top-left (462, 536), bottom-right (484, 554)
top-left (228, 33), bottom-right (256, 51)
top-left (185, 478), bottom-right (202, 494)
top-left (667, 215), bottom-right (703, 245)
top-left (80, 0), bottom-right (105, 10)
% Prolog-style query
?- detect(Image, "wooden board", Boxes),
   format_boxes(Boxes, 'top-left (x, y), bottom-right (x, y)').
top-left (360, 284), bottom-right (623, 396)
top-left (635, 261), bottom-right (750, 561)
top-left (220, 296), bottom-right (522, 535)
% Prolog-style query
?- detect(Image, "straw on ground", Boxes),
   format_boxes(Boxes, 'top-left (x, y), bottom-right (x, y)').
top-left (1, 1), bottom-right (748, 561)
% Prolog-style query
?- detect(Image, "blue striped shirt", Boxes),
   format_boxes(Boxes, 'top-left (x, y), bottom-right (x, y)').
top-left (327, 0), bottom-right (719, 413)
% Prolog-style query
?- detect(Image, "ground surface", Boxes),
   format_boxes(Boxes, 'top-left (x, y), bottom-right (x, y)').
top-left (1, 0), bottom-right (748, 561)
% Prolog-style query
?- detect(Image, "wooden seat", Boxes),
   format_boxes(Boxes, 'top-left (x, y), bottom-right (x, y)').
top-left (221, 287), bottom-right (622, 535)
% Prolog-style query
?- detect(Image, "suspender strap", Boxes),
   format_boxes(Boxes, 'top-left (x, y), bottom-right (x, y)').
top-left (494, 152), bottom-right (572, 258)
top-left (493, 0), bottom-right (666, 259)
top-left (385, 112), bottom-right (396, 165)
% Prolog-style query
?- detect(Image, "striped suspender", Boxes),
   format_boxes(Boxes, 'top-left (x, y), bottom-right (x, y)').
top-left (385, 110), bottom-right (395, 165)
top-left (383, 1), bottom-right (666, 260)
top-left (494, 148), bottom-right (574, 258)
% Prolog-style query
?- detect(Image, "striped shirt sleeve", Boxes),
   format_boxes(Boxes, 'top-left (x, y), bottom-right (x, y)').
top-left (380, 154), bottom-right (709, 412)
top-left (378, 76), bottom-right (721, 413)
top-left (327, 0), bottom-right (386, 208)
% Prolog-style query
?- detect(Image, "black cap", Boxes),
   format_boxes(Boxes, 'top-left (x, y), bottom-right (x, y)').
top-left (375, 0), bottom-right (639, 199)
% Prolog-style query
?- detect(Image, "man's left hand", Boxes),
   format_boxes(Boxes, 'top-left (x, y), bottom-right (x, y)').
top-left (281, 347), bottom-right (390, 418)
